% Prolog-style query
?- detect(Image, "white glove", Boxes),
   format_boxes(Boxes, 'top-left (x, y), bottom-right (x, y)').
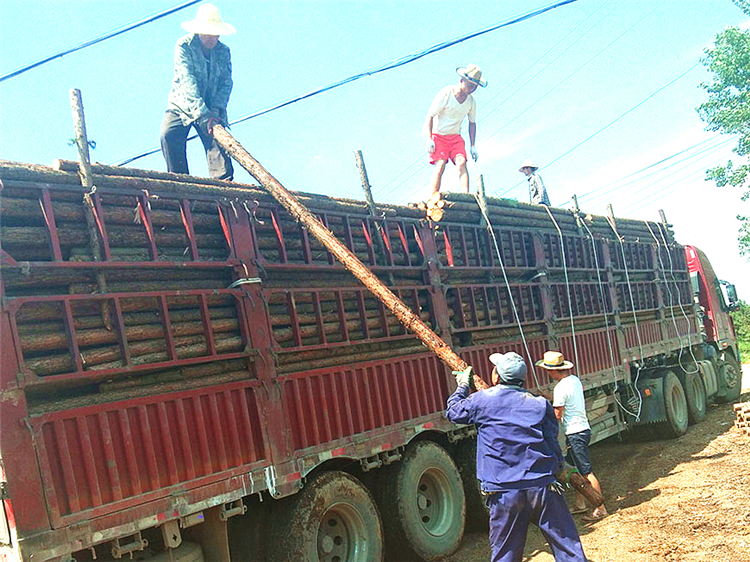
top-left (427, 139), bottom-right (436, 154)
top-left (470, 145), bottom-right (478, 162)
top-left (452, 366), bottom-right (473, 387)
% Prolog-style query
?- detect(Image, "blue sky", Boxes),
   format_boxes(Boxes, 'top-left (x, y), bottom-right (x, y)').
top-left (2, 0), bottom-right (749, 296)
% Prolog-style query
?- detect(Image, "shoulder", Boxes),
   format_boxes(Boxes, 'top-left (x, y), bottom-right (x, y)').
top-left (176, 34), bottom-right (195, 48)
top-left (216, 41), bottom-right (231, 56)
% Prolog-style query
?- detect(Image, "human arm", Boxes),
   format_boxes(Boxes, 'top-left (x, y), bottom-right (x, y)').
top-left (211, 44), bottom-right (233, 123)
top-left (445, 385), bottom-right (474, 425)
top-left (553, 405), bottom-right (564, 421)
top-left (468, 121), bottom-right (477, 161)
top-left (170, 39), bottom-right (211, 123)
top-left (542, 402), bottom-right (565, 471)
top-left (424, 115), bottom-right (435, 153)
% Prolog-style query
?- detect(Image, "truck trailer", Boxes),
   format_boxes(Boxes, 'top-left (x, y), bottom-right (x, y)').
top-left (0, 158), bottom-right (740, 561)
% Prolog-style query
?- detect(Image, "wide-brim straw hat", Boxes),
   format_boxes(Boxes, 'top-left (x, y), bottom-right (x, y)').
top-left (519, 158), bottom-right (539, 173)
top-left (182, 3), bottom-right (236, 35)
top-left (535, 351), bottom-right (574, 370)
top-left (456, 64), bottom-right (487, 87)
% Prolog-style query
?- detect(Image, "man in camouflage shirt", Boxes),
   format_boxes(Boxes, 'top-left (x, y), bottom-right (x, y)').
top-left (160, 3), bottom-right (235, 180)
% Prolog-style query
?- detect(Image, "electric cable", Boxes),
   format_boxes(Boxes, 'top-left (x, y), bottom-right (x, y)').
top-left (576, 133), bottom-right (734, 205)
top-left (580, 135), bottom-right (736, 209)
top-left (0, 1), bottom-right (201, 84)
top-left (498, 60), bottom-right (701, 201)
top-left (116, 0), bottom-right (581, 166)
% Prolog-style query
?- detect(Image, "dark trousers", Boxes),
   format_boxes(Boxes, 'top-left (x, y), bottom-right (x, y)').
top-left (487, 487), bottom-right (587, 562)
top-left (160, 110), bottom-right (233, 180)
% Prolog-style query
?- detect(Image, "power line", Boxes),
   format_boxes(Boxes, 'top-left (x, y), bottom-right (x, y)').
top-left (575, 133), bottom-right (731, 204)
top-left (0, 1), bottom-right (201, 84)
top-left (499, 60), bottom-right (702, 200)
top-left (619, 152), bottom-right (735, 216)
top-left (580, 135), bottom-right (737, 208)
top-left (396, 0), bottom-right (666, 206)
top-left (375, 0), bottom-right (610, 202)
top-left (115, 0), bottom-right (581, 166)
top-left (604, 146), bottom-right (726, 213)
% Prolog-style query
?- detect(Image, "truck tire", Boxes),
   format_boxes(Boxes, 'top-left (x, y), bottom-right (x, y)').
top-left (684, 370), bottom-right (707, 424)
top-left (716, 354), bottom-right (742, 404)
top-left (372, 441), bottom-right (465, 561)
top-left (269, 471), bottom-right (383, 562)
top-left (453, 437), bottom-right (489, 531)
top-left (655, 371), bottom-right (689, 439)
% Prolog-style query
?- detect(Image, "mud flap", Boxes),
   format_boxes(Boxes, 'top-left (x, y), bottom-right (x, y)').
top-left (631, 377), bottom-right (667, 425)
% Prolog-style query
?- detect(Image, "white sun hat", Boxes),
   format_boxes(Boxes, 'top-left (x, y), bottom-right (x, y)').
top-left (182, 3), bottom-right (236, 36)
top-left (456, 64), bottom-right (488, 87)
top-left (519, 158), bottom-right (539, 172)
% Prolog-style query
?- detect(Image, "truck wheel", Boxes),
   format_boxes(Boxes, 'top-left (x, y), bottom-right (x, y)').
top-left (453, 437), bottom-right (489, 531)
top-left (372, 441), bottom-right (465, 561)
top-left (269, 471), bottom-right (383, 562)
top-left (655, 371), bottom-right (689, 439)
top-left (716, 354), bottom-right (742, 404)
top-left (684, 371), bottom-right (707, 424)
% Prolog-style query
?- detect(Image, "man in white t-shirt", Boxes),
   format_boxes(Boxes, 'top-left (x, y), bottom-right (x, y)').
top-left (537, 351), bottom-right (608, 522)
top-left (424, 64), bottom-right (487, 196)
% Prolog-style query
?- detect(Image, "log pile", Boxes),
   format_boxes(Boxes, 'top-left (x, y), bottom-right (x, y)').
top-left (734, 402), bottom-right (750, 436)
top-left (0, 157), bottom-right (698, 411)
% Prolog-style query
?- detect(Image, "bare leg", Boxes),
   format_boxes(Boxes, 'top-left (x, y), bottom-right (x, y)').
top-left (430, 160), bottom-right (448, 195)
top-left (456, 155), bottom-right (469, 193)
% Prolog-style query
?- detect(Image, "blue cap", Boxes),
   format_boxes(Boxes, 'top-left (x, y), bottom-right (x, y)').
top-left (488, 352), bottom-right (527, 385)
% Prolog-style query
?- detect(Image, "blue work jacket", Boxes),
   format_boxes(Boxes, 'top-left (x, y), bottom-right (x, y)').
top-left (446, 384), bottom-right (564, 492)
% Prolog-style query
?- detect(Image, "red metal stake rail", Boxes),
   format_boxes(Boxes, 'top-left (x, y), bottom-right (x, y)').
top-left (212, 124), bottom-right (489, 391)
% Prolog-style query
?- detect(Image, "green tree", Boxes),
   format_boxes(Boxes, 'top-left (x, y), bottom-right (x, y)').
top-left (730, 300), bottom-right (750, 358)
top-left (698, 0), bottom-right (750, 256)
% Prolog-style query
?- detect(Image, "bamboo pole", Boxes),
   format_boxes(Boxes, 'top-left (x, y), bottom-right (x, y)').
top-left (213, 125), bottom-right (488, 390)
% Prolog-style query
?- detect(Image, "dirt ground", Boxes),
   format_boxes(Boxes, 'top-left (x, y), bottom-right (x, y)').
top-left (448, 372), bottom-right (750, 562)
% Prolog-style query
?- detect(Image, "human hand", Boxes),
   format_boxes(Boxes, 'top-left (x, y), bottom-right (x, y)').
top-left (426, 138), bottom-right (436, 154)
top-left (206, 116), bottom-right (219, 135)
top-left (451, 366), bottom-right (473, 387)
top-left (470, 145), bottom-right (478, 162)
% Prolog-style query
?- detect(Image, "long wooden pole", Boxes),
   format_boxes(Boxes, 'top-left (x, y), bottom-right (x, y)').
top-left (213, 126), bottom-right (607, 506)
top-left (213, 125), bottom-right (488, 390)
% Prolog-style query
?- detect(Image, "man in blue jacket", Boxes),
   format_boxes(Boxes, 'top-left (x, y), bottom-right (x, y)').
top-left (446, 352), bottom-right (587, 562)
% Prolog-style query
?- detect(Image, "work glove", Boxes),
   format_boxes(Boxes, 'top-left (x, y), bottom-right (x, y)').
top-left (426, 138), bottom-right (436, 154)
top-left (452, 365), bottom-right (473, 387)
top-left (470, 145), bottom-right (478, 162)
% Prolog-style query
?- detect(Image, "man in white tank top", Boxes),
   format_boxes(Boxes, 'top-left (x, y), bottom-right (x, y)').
top-left (423, 64), bottom-right (487, 196)
top-left (537, 351), bottom-right (609, 522)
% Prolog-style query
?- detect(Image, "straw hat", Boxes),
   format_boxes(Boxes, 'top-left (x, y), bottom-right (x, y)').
top-left (535, 351), bottom-right (574, 370)
top-left (182, 3), bottom-right (236, 35)
top-left (519, 158), bottom-right (538, 172)
top-left (456, 64), bottom-right (487, 87)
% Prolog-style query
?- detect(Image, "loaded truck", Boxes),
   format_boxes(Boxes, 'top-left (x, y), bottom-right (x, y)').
top-left (0, 158), bottom-right (740, 562)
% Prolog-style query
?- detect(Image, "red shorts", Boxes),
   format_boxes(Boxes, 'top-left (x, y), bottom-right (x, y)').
top-left (430, 134), bottom-right (466, 165)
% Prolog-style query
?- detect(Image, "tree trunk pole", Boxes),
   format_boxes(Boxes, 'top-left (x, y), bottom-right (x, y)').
top-left (69, 88), bottom-right (111, 330)
top-left (213, 125), bottom-right (487, 390)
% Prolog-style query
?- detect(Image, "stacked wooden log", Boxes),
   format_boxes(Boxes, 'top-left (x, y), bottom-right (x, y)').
top-left (416, 192), bottom-right (446, 222)
top-left (0, 158), bottom-right (698, 414)
top-left (734, 402), bottom-right (750, 436)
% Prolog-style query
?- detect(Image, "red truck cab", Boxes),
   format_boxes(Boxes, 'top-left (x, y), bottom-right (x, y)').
top-left (684, 245), bottom-right (738, 347)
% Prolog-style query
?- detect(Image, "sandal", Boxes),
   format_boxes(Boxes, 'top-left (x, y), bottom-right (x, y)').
top-left (570, 506), bottom-right (588, 515)
top-left (582, 512), bottom-right (607, 522)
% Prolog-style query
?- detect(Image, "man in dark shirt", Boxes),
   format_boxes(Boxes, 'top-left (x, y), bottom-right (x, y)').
top-left (446, 352), bottom-right (587, 562)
